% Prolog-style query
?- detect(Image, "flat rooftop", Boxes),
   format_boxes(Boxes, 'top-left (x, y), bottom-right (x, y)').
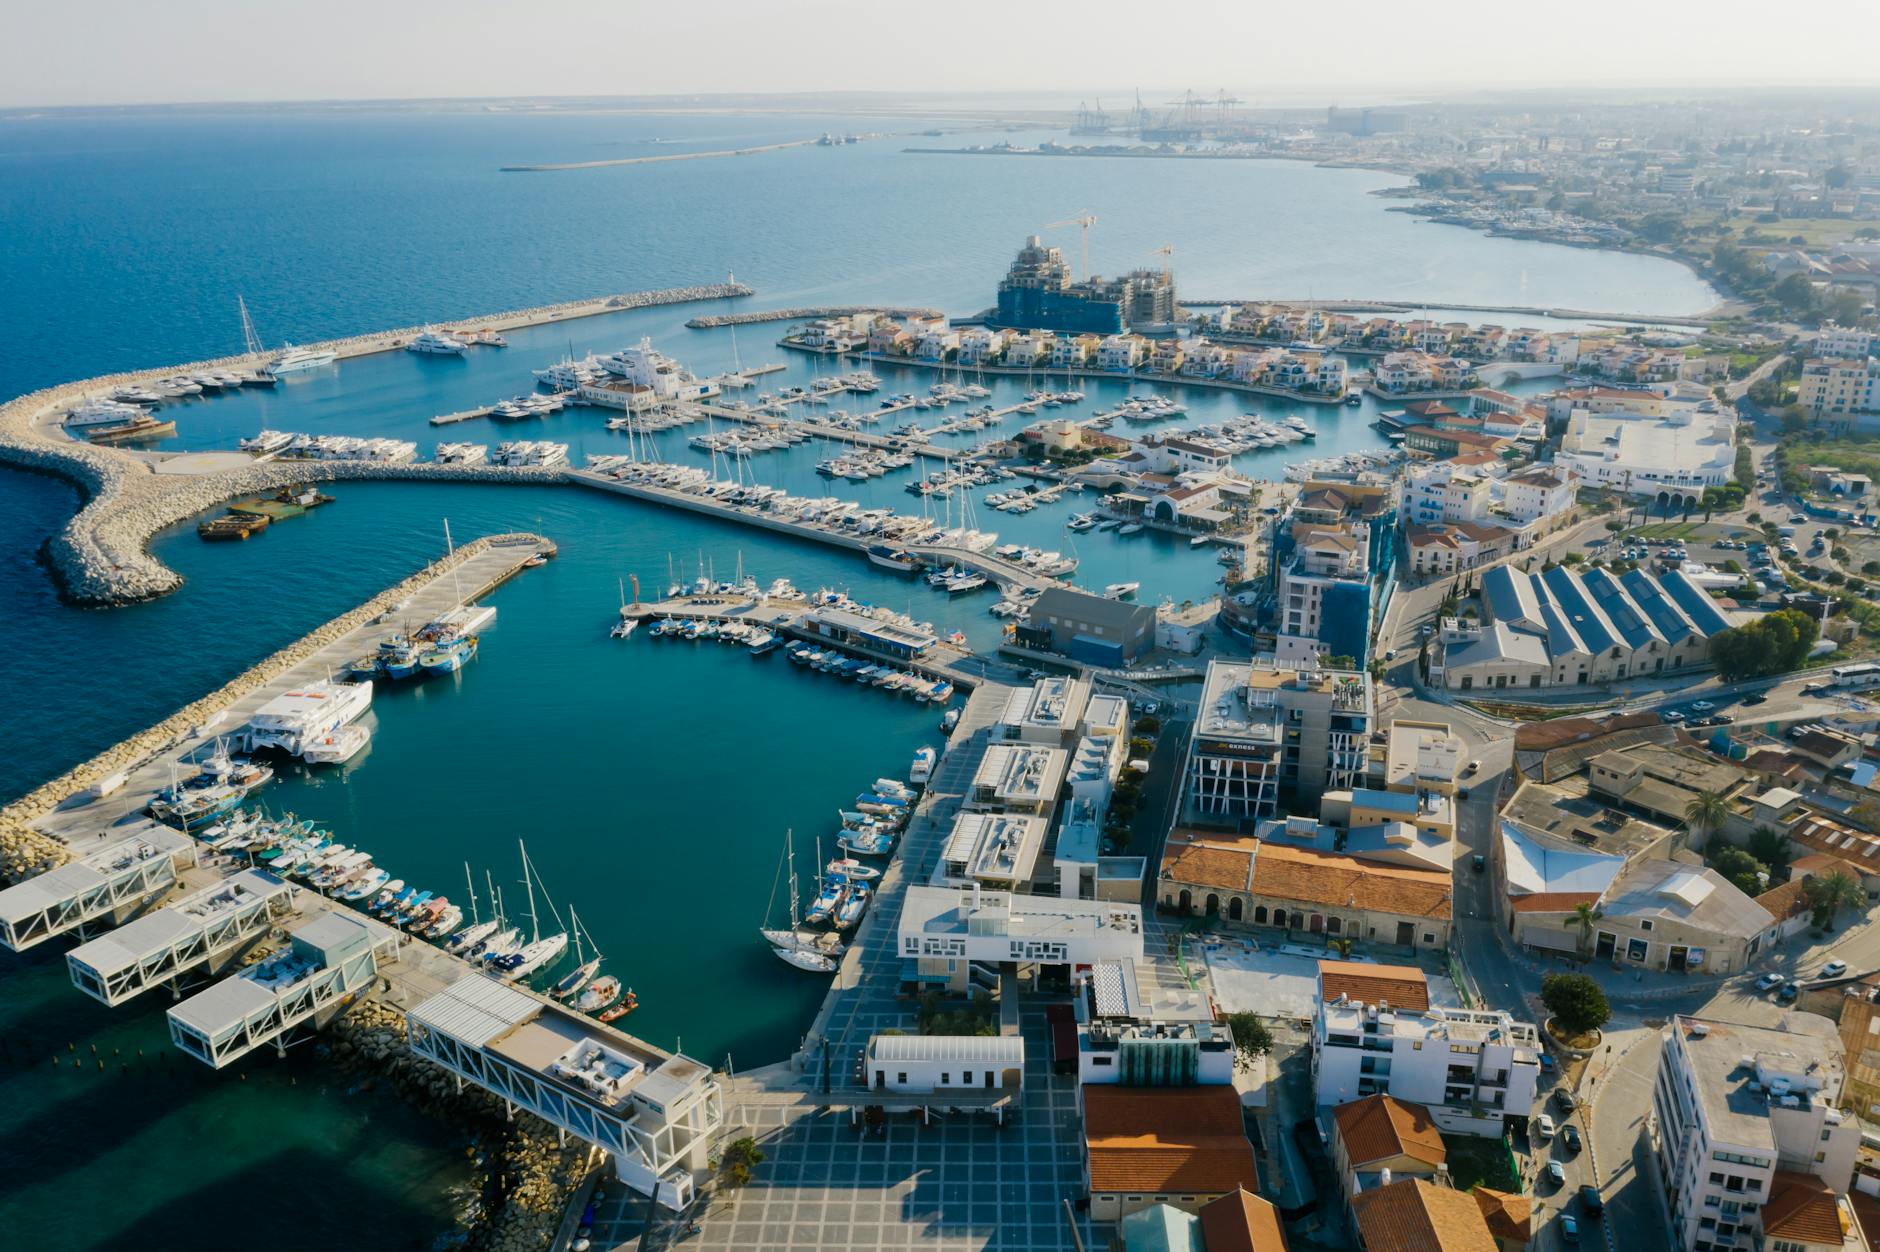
top-left (972, 743), bottom-right (1069, 805)
top-left (899, 885), bottom-right (1142, 943)
top-left (1002, 676), bottom-right (1090, 737)
top-left (1503, 778), bottom-right (1673, 861)
top-left (1384, 720), bottom-right (1462, 790)
top-left (1672, 1015), bottom-right (1845, 1152)
top-left (1197, 658), bottom-right (1371, 743)
top-left (938, 811), bottom-right (1048, 885)
top-left (68, 869), bottom-right (290, 976)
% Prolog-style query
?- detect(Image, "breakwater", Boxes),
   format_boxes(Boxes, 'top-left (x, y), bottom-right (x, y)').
top-left (0, 284), bottom-right (748, 606)
top-left (501, 139), bottom-right (820, 173)
top-left (1176, 295), bottom-right (1712, 327)
top-left (0, 532), bottom-right (551, 883)
top-left (685, 304), bottom-right (943, 329)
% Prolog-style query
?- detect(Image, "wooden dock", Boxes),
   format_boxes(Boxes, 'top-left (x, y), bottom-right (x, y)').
top-left (429, 405), bottom-right (496, 426)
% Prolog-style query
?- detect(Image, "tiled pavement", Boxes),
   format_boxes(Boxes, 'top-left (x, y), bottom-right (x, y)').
top-left (585, 682), bottom-right (1105, 1249)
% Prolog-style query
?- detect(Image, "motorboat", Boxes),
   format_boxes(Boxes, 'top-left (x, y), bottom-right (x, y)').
top-left (267, 345), bottom-right (337, 375)
top-left (834, 883), bottom-right (870, 929)
top-left (909, 746), bottom-right (936, 785)
top-left (406, 329), bottom-right (469, 355)
top-left (1103, 582), bottom-right (1141, 600)
top-left (826, 857), bottom-right (881, 881)
top-left (573, 976), bottom-right (623, 1013)
top-left (303, 722), bottom-right (370, 765)
top-left (804, 874), bottom-right (844, 925)
top-left (597, 990), bottom-right (640, 1020)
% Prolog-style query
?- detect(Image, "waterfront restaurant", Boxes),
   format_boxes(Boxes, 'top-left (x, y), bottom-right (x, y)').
top-left (800, 606), bottom-right (936, 660)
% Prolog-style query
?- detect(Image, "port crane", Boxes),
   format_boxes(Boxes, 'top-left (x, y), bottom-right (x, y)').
top-left (1046, 212), bottom-right (1098, 281)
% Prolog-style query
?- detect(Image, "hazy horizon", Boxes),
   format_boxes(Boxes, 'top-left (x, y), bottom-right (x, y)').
top-left (7, 0), bottom-right (1880, 111)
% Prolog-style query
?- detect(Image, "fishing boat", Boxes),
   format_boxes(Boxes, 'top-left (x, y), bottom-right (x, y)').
top-left (909, 746), bottom-right (936, 785)
top-left (573, 975), bottom-right (623, 1013)
top-left (803, 870), bottom-right (844, 926)
top-left (940, 708), bottom-right (961, 735)
top-left (834, 882), bottom-right (870, 929)
top-left (826, 857), bottom-right (880, 882)
top-left (418, 634), bottom-right (477, 675)
top-left (855, 792), bottom-right (908, 816)
top-left (423, 905), bottom-right (465, 939)
top-left (837, 825), bottom-right (895, 857)
top-left (596, 990), bottom-right (639, 1021)
top-left (342, 867), bottom-right (391, 902)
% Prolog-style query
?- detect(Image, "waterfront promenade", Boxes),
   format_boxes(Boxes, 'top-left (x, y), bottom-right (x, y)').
top-left (586, 681), bottom-right (1104, 1251)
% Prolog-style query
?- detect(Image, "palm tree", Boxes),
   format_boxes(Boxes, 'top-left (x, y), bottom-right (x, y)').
top-left (1571, 901), bottom-right (1605, 958)
top-left (1747, 825), bottom-right (1791, 876)
top-left (1683, 789), bottom-right (1731, 847)
top-left (1804, 871), bottom-right (1865, 930)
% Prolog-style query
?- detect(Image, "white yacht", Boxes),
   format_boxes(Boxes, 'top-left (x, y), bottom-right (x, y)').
top-left (492, 440), bottom-right (569, 468)
top-left (65, 399), bottom-right (149, 429)
top-left (238, 429), bottom-right (293, 455)
top-left (406, 329), bottom-right (469, 356)
top-left (243, 679), bottom-right (373, 759)
top-left (435, 441), bottom-right (488, 465)
top-left (533, 354), bottom-right (604, 390)
top-left (267, 344), bottom-right (337, 376)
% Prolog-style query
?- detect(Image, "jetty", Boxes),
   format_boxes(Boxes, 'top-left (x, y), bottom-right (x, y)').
top-left (499, 138), bottom-right (821, 173)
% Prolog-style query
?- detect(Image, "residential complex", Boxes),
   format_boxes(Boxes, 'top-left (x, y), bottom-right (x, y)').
top-left (1182, 658), bottom-right (1374, 826)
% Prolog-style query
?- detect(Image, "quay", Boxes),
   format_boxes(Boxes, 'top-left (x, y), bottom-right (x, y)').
top-left (567, 467), bottom-right (1057, 593)
top-left (430, 405), bottom-right (496, 426)
top-left (685, 306), bottom-right (942, 330)
top-left (499, 138), bottom-right (822, 173)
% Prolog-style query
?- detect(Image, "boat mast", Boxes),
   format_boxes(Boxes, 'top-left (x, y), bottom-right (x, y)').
top-left (787, 830), bottom-right (800, 931)
top-left (465, 861), bottom-right (480, 925)
top-left (238, 295), bottom-right (265, 357)
top-left (519, 840), bottom-right (540, 943)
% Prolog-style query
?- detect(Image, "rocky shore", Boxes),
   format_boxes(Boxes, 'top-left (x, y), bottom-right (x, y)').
top-left (685, 304), bottom-right (942, 329)
top-left (330, 1000), bottom-right (595, 1252)
top-left (0, 282), bottom-right (747, 607)
top-left (0, 531), bottom-right (549, 882)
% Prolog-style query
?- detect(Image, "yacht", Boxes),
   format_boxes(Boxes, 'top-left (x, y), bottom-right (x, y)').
top-left (492, 441), bottom-right (569, 468)
top-left (110, 386), bottom-right (164, 405)
top-left (434, 441), bottom-right (488, 465)
top-left (406, 329), bottom-right (469, 356)
top-left (243, 679), bottom-right (373, 759)
top-left (302, 722), bottom-right (371, 765)
top-left (238, 429), bottom-right (293, 455)
top-left (1103, 582), bottom-right (1141, 600)
top-left (65, 399), bottom-right (149, 429)
top-left (533, 354), bottom-right (604, 390)
top-left (267, 345), bottom-right (338, 376)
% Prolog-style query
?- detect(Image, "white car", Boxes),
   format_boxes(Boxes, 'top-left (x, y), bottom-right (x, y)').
top-left (1755, 972), bottom-right (1783, 992)
top-left (1689, 701), bottom-right (1715, 713)
top-left (1534, 1112), bottom-right (1556, 1139)
top-left (1821, 960), bottom-right (1849, 980)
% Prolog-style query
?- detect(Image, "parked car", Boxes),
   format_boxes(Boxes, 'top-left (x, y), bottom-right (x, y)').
top-left (1662, 709), bottom-right (1685, 723)
top-left (1534, 1112), bottom-right (1556, 1139)
top-left (1778, 981), bottom-right (1800, 1004)
top-left (1791, 514), bottom-right (1809, 524)
top-left (1822, 960), bottom-right (1849, 979)
top-left (1545, 1160), bottom-right (1566, 1187)
top-left (1465, 759), bottom-right (1482, 775)
top-left (1743, 693), bottom-right (1768, 705)
top-left (1554, 1087), bottom-right (1578, 1112)
top-left (1755, 972), bottom-right (1784, 992)
top-left (1472, 854), bottom-right (1486, 873)
top-left (1689, 700), bottom-right (1715, 713)
top-left (1580, 1185), bottom-right (1604, 1216)
top-left (1560, 1213), bottom-right (1581, 1244)
top-left (1562, 1124), bottom-right (1583, 1154)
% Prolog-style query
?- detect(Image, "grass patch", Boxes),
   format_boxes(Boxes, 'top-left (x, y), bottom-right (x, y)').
top-left (1628, 521), bottom-right (1704, 539)
top-left (1463, 700), bottom-right (1616, 721)
top-left (1442, 1133), bottom-right (1520, 1193)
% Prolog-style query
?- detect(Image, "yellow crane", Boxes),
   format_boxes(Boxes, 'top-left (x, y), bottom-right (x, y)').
top-left (1046, 212), bottom-right (1098, 281)
top-left (1147, 244), bottom-right (1173, 284)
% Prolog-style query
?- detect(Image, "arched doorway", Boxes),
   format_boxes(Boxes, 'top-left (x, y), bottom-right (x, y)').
top-left (1273, 908), bottom-right (1288, 929)
top-left (1206, 894), bottom-right (1220, 916)
top-left (1178, 889), bottom-right (1192, 912)
top-left (1255, 905), bottom-right (1268, 924)
top-left (1228, 897), bottom-right (1244, 921)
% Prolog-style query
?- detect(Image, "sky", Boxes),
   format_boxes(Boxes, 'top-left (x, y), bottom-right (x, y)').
top-left (6, 0), bottom-right (1880, 110)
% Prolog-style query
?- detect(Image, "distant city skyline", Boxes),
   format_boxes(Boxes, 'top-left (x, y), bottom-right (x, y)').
top-left (6, 0), bottom-right (1880, 110)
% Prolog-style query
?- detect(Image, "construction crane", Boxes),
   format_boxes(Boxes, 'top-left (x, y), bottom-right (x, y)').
top-left (1147, 244), bottom-right (1173, 285)
top-left (1047, 212), bottom-right (1098, 281)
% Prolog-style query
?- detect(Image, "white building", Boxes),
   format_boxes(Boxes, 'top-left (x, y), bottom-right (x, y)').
top-left (969, 743), bottom-right (1069, 818)
top-left (932, 811), bottom-right (1049, 890)
top-left (1403, 461), bottom-right (1496, 527)
top-left (1552, 398), bottom-right (1737, 507)
top-left (956, 327), bottom-right (1008, 365)
top-left (864, 1033), bottom-right (1025, 1096)
top-left (1817, 323), bottom-right (1876, 361)
top-left (1313, 978), bottom-right (1542, 1137)
top-left (898, 885), bottom-right (1144, 993)
top-left (1655, 1015), bottom-right (1862, 1252)
top-left (1096, 335), bottom-right (1146, 372)
top-left (1799, 357), bottom-right (1880, 421)
top-left (1075, 959), bottom-right (1233, 1086)
top-left (1498, 464), bottom-right (1577, 524)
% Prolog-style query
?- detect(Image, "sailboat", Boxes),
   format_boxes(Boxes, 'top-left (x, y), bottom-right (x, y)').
top-left (446, 863), bottom-right (500, 951)
top-left (490, 841), bottom-right (569, 981)
top-left (548, 908), bottom-right (602, 1000)
top-left (760, 830), bottom-right (841, 972)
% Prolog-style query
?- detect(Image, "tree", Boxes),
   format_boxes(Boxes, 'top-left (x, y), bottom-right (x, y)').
top-left (1709, 608), bottom-right (1821, 680)
top-left (1803, 871), bottom-right (1864, 930)
top-left (1748, 826), bottom-right (1792, 876)
top-left (1224, 1012), bottom-right (1274, 1064)
top-left (721, 1136), bottom-right (767, 1189)
top-left (1569, 901), bottom-right (1604, 958)
top-left (1683, 789), bottom-right (1732, 845)
top-left (1542, 972), bottom-right (1611, 1036)
top-left (1710, 846), bottom-right (1769, 897)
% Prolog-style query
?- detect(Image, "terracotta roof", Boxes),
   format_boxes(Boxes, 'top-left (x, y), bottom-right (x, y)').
top-left (1472, 1188), bottom-right (1532, 1243)
top-left (1793, 852), bottom-right (1872, 882)
top-left (1199, 1188), bottom-right (1289, 1252)
top-left (1162, 840), bottom-right (1256, 892)
top-left (1351, 1178), bottom-right (1498, 1252)
top-left (1754, 878), bottom-right (1808, 921)
top-left (1248, 842), bottom-right (1452, 921)
top-left (1509, 891), bottom-right (1602, 914)
top-left (1762, 1170), bottom-right (1844, 1245)
top-left (1445, 450), bottom-right (1505, 468)
top-left (1317, 960), bottom-right (1431, 1013)
top-left (1790, 814), bottom-right (1880, 867)
top-left (1851, 1187), bottom-right (1880, 1251)
top-left (1333, 1095), bottom-right (1446, 1169)
top-left (1408, 526), bottom-right (1462, 551)
top-left (1084, 1086), bottom-right (1259, 1197)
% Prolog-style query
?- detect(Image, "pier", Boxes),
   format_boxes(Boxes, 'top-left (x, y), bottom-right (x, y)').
top-left (0, 822), bottom-right (195, 951)
top-left (66, 867), bottom-right (295, 1005)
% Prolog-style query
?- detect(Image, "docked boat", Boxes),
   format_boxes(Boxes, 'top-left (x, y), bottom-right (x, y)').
top-left (1118, 522), bottom-right (1145, 536)
top-left (302, 722), bottom-right (370, 765)
top-left (238, 429), bottom-right (294, 455)
top-left (423, 905), bottom-right (465, 939)
top-left (495, 932), bottom-right (568, 980)
top-left (198, 512), bottom-right (270, 541)
top-left (341, 867), bottom-right (391, 902)
top-left (834, 882), bottom-right (870, 929)
top-left (418, 635), bottom-right (477, 675)
top-left (406, 329), bottom-right (469, 356)
top-left (1103, 581), bottom-right (1141, 600)
top-left (774, 946), bottom-right (838, 973)
top-left (803, 873), bottom-right (845, 926)
top-left (826, 857), bottom-right (880, 882)
top-left (244, 679), bottom-right (372, 759)
top-left (65, 399), bottom-right (149, 430)
top-left (110, 386), bottom-right (163, 405)
top-left (940, 707), bottom-right (961, 735)
top-left (866, 544), bottom-right (920, 573)
top-left (836, 826), bottom-right (895, 857)
top-left (572, 975), bottom-right (623, 1013)
top-left (596, 990), bottom-right (640, 1021)
top-left (267, 344), bottom-right (338, 376)
top-left (909, 746), bottom-right (936, 786)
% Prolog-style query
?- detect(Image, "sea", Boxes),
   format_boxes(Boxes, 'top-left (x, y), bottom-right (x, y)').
top-left (0, 106), bottom-right (1717, 1250)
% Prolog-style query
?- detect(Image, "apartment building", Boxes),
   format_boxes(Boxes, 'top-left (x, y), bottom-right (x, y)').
top-left (1655, 1015), bottom-right (1861, 1252)
top-left (1799, 358), bottom-right (1880, 421)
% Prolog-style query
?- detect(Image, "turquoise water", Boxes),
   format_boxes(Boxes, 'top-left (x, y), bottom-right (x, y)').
top-left (0, 106), bottom-right (1714, 1251)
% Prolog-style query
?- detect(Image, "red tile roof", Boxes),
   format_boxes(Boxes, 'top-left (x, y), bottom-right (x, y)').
top-left (1333, 1095), bottom-right (1446, 1169)
top-left (1083, 1086), bottom-right (1259, 1198)
top-left (1199, 1188), bottom-right (1289, 1252)
top-left (1317, 961), bottom-right (1431, 1013)
top-left (1762, 1170), bottom-right (1844, 1245)
top-left (1351, 1178), bottom-right (1498, 1252)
